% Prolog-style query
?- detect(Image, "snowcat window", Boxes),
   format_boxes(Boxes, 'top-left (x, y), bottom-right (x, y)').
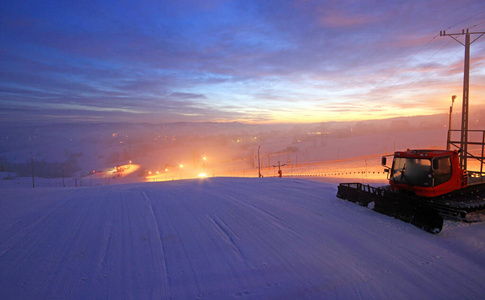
top-left (390, 157), bottom-right (432, 187)
top-left (432, 156), bottom-right (452, 186)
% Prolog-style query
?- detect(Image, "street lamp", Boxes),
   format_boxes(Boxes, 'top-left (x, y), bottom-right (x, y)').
top-left (179, 164), bottom-right (183, 180)
top-left (203, 156), bottom-right (206, 173)
top-left (447, 95), bottom-right (457, 150)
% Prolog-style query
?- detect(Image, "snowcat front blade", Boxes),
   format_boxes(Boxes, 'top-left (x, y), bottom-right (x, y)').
top-left (337, 183), bottom-right (443, 234)
top-left (337, 183), bottom-right (383, 207)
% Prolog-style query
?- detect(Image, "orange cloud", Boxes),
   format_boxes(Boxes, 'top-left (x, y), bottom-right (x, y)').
top-left (319, 10), bottom-right (376, 28)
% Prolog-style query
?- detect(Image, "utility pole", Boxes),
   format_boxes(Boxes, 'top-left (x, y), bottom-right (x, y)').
top-left (440, 28), bottom-right (485, 169)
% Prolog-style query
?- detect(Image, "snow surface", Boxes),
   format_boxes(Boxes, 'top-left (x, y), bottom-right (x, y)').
top-left (1, 177), bottom-right (485, 299)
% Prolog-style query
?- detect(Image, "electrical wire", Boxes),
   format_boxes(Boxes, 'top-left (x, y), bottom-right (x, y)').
top-left (370, 10), bottom-right (485, 95)
top-left (446, 10), bottom-right (485, 31)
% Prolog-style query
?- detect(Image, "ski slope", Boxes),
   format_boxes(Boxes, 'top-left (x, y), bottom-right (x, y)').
top-left (1, 178), bottom-right (484, 299)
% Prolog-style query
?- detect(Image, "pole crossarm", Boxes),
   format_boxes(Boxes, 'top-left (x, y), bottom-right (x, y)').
top-left (440, 30), bottom-right (485, 36)
top-left (440, 30), bottom-right (485, 45)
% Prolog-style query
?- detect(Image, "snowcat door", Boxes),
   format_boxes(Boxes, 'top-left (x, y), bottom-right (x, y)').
top-left (431, 156), bottom-right (453, 186)
top-left (429, 155), bottom-right (461, 196)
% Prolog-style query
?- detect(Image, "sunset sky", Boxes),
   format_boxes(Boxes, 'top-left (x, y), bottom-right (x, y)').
top-left (1, 0), bottom-right (485, 124)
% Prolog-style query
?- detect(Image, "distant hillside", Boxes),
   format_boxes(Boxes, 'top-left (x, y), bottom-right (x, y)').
top-left (0, 113), bottom-right (474, 178)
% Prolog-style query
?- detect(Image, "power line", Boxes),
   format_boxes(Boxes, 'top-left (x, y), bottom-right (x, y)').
top-left (399, 47), bottom-right (462, 91)
top-left (470, 18), bottom-right (485, 30)
top-left (445, 10), bottom-right (485, 31)
top-left (373, 34), bottom-right (439, 90)
top-left (393, 40), bottom-right (454, 87)
top-left (370, 11), bottom-right (485, 96)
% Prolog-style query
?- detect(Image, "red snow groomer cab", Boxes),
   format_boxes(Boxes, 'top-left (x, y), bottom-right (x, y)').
top-left (388, 149), bottom-right (466, 197)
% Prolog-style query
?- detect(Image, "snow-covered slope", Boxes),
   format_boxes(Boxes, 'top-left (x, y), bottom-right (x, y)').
top-left (1, 178), bottom-right (484, 299)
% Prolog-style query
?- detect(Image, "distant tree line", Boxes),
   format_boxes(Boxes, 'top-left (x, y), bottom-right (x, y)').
top-left (0, 155), bottom-right (80, 178)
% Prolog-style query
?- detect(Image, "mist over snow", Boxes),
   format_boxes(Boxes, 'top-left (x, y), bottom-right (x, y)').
top-left (0, 113), bottom-right (468, 183)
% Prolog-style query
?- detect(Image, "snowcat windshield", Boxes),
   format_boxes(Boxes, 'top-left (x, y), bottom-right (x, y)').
top-left (390, 157), bottom-right (432, 187)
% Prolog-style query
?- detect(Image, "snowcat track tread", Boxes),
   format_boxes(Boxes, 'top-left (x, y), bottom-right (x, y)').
top-left (428, 185), bottom-right (485, 222)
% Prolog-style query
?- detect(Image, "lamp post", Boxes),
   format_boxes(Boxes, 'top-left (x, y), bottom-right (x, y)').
top-left (179, 164), bottom-right (183, 180)
top-left (447, 95), bottom-right (457, 150)
top-left (203, 156), bottom-right (206, 173)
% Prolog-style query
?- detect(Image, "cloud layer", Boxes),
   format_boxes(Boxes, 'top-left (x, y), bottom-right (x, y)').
top-left (1, 0), bottom-right (485, 123)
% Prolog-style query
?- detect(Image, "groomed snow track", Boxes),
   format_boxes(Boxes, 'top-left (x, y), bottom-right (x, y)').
top-left (2, 178), bottom-right (485, 299)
